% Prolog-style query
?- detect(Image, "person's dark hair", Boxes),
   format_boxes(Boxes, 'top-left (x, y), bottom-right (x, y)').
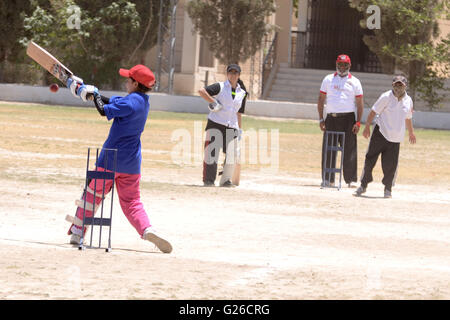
top-left (237, 78), bottom-right (248, 97)
top-left (130, 77), bottom-right (152, 93)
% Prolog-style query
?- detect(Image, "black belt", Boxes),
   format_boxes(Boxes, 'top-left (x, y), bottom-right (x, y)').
top-left (327, 112), bottom-right (355, 118)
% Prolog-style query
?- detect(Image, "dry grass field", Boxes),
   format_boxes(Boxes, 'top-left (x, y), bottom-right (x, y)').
top-left (0, 101), bottom-right (449, 300)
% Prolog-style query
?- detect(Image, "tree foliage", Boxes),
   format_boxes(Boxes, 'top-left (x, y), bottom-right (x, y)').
top-left (0, 0), bottom-right (50, 82)
top-left (186, 0), bottom-right (276, 65)
top-left (349, 0), bottom-right (450, 110)
top-left (19, 0), bottom-right (166, 89)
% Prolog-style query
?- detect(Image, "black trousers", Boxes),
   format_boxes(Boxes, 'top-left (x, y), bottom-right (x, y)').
top-left (203, 119), bottom-right (238, 184)
top-left (321, 112), bottom-right (357, 184)
top-left (360, 125), bottom-right (400, 191)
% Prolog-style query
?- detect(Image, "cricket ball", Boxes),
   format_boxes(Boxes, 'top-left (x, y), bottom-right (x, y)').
top-left (49, 83), bottom-right (59, 93)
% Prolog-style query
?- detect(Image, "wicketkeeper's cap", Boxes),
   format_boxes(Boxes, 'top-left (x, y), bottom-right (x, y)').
top-left (336, 54), bottom-right (351, 64)
top-left (392, 75), bottom-right (408, 86)
top-left (119, 64), bottom-right (155, 88)
top-left (227, 64), bottom-right (241, 73)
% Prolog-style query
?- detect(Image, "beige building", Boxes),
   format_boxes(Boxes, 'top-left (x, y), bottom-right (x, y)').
top-left (145, 0), bottom-right (285, 99)
top-left (146, 0), bottom-right (449, 109)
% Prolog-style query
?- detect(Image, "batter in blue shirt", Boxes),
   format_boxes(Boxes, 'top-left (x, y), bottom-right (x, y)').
top-left (66, 64), bottom-right (172, 254)
top-left (99, 91), bottom-right (149, 174)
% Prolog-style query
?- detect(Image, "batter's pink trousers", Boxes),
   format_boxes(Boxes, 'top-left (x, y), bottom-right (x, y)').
top-left (73, 168), bottom-right (151, 237)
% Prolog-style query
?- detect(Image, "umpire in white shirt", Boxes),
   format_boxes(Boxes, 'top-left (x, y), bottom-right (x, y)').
top-left (198, 64), bottom-right (247, 187)
top-left (354, 75), bottom-right (416, 198)
top-left (317, 54), bottom-right (364, 187)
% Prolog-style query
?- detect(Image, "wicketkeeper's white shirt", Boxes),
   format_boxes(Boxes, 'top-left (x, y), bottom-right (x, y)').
top-left (320, 72), bottom-right (363, 113)
top-left (372, 90), bottom-right (413, 143)
top-left (208, 80), bottom-right (246, 129)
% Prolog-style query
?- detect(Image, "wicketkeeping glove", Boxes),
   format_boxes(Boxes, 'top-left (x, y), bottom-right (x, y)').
top-left (208, 99), bottom-right (223, 112)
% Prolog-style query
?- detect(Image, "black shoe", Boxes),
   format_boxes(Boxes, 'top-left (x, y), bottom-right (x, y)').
top-left (220, 180), bottom-right (235, 188)
top-left (354, 186), bottom-right (366, 197)
top-left (203, 181), bottom-right (215, 187)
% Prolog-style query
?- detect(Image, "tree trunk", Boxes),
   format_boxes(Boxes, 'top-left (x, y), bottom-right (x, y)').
top-left (0, 61), bottom-right (4, 82)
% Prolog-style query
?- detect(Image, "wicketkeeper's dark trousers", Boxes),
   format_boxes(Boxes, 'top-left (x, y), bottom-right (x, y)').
top-left (360, 125), bottom-right (400, 191)
top-left (203, 119), bottom-right (238, 184)
top-left (321, 112), bottom-right (358, 184)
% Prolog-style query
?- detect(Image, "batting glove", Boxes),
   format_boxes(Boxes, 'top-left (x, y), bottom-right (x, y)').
top-left (78, 84), bottom-right (98, 102)
top-left (208, 99), bottom-right (223, 112)
top-left (67, 75), bottom-right (84, 98)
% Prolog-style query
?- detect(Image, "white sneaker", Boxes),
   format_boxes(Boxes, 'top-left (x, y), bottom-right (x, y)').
top-left (69, 224), bottom-right (88, 245)
top-left (70, 233), bottom-right (81, 245)
top-left (143, 227), bottom-right (173, 253)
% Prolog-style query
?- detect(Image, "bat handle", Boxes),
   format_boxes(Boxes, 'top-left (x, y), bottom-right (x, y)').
top-left (86, 93), bottom-right (95, 101)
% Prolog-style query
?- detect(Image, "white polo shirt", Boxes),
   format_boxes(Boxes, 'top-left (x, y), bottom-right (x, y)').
top-left (320, 72), bottom-right (363, 113)
top-left (372, 90), bottom-right (413, 143)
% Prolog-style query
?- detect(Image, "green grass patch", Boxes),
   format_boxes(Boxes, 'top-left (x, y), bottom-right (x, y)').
top-left (2, 102), bottom-right (450, 186)
top-left (3, 103), bottom-right (448, 139)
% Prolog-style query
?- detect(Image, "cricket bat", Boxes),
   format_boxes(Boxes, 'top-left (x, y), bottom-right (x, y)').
top-left (26, 41), bottom-right (74, 86)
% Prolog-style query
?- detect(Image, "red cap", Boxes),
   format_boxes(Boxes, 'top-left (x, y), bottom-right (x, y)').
top-left (119, 64), bottom-right (155, 88)
top-left (336, 54), bottom-right (351, 64)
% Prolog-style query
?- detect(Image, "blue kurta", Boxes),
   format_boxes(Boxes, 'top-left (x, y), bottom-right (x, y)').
top-left (97, 92), bottom-right (150, 174)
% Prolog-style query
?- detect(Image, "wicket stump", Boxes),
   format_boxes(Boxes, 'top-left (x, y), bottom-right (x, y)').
top-left (78, 147), bottom-right (117, 252)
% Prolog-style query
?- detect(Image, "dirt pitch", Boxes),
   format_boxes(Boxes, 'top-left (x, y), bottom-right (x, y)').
top-left (0, 101), bottom-right (449, 300)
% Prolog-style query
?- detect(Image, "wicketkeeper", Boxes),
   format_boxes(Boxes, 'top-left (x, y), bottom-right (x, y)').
top-left (198, 64), bottom-right (247, 187)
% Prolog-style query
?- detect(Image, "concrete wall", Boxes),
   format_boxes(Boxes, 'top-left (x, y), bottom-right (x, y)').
top-left (1, 84), bottom-right (449, 130)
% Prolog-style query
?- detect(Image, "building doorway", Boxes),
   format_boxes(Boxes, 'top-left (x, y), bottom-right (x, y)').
top-left (297, 0), bottom-right (382, 73)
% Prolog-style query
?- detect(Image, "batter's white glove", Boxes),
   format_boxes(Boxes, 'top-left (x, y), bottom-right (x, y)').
top-left (208, 99), bottom-right (223, 112)
top-left (67, 75), bottom-right (84, 98)
top-left (78, 84), bottom-right (98, 102)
